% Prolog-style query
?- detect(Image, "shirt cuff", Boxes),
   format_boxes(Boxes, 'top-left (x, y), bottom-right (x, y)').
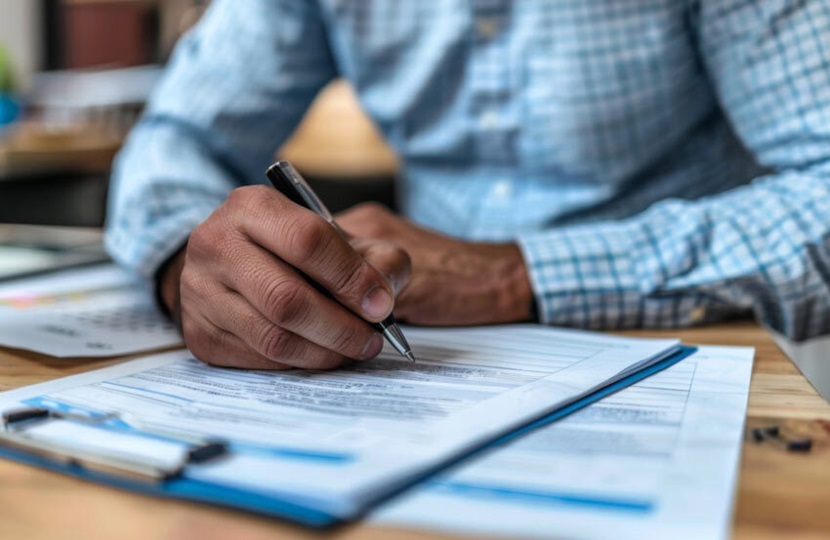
top-left (105, 198), bottom-right (216, 281)
top-left (516, 221), bottom-right (647, 329)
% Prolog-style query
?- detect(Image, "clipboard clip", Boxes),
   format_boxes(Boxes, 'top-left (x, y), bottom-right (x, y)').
top-left (1, 407), bottom-right (228, 482)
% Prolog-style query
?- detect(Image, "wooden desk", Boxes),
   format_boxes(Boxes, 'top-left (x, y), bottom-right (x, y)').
top-left (1, 322), bottom-right (829, 540)
top-left (0, 121), bottom-right (121, 180)
top-left (0, 122), bottom-right (119, 227)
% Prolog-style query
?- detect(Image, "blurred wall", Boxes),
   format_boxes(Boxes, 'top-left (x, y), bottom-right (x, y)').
top-left (0, 0), bottom-right (41, 90)
top-left (63, 1), bottom-right (157, 68)
top-left (158, 0), bottom-right (201, 58)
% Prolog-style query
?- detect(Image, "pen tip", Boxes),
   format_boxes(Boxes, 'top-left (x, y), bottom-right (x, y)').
top-left (405, 351), bottom-right (416, 363)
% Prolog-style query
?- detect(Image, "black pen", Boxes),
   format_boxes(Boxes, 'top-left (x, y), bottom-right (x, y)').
top-left (266, 161), bottom-right (416, 362)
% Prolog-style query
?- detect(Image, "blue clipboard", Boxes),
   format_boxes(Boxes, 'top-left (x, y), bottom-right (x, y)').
top-left (0, 345), bottom-right (696, 528)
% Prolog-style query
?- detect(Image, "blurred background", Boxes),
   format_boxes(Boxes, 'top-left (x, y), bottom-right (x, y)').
top-left (0, 0), bottom-right (397, 277)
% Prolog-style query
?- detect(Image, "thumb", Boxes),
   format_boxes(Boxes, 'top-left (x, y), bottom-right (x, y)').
top-left (351, 238), bottom-right (411, 297)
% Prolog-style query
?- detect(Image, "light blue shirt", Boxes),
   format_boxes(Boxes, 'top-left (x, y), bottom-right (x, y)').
top-left (107, 0), bottom-right (830, 340)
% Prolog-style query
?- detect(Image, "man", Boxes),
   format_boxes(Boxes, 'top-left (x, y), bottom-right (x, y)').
top-left (107, 0), bottom-right (830, 370)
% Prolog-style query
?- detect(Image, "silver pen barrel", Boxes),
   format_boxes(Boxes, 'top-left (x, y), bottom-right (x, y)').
top-left (377, 317), bottom-right (416, 362)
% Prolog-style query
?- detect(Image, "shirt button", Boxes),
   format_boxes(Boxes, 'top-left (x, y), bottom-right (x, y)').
top-left (476, 18), bottom-right (499, 39)
top-left (492, 180), bottom-right (513, 200)
top-left (480, 110), bottom-right (499, 130)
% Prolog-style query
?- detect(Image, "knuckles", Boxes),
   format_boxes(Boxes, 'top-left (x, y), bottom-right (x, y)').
top-left (228, 184), bottom-right (337, 265)
top-left (282, 214), bottom-right (335, 263)
top-left (255, 326), bottom-right (297, 361)
top-left (329, 258), bottom-right (373, 300)
top-left (225, 184), bottom-right (273, 215)
top-left (327, 323), bottom-right (366, 358)
top-left (186, 219), bottom-right (225, 261)
top-left (182, 316), bottom-right (218, 365)
top-left (260, 278), bottom-right (310, 326)
top-left (177, 188), bottom-right (391, 370)
top-left (187, 185), bottom-right (275, 266)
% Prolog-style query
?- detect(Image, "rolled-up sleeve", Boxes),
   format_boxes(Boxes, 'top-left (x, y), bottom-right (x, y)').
top-left (517, 0), bottom-right (830, 340)
top-left (105, 0), bottom-right (337, 278)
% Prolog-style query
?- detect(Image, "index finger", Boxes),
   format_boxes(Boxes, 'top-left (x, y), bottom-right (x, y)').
top-left (225, 186), bottom-right (395, 322)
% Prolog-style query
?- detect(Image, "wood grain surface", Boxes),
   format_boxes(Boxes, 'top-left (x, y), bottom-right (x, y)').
top-left (0, 322), bottom-right (828, 540)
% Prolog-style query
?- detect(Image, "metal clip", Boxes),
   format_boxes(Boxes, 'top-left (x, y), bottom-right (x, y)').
top-left (0, 407), bottom-right (228, 482)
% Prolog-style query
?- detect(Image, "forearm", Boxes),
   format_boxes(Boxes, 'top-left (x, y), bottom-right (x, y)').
top-left (105, 0), bottom-right (336, 280)
top-left (105, 122), bottom-right (237, 279)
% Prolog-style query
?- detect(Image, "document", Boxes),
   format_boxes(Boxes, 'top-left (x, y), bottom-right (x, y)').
top-left (0, 225), bottom-right (108, 281)
top-left (371, 346), bottom-right (754, 540)
top-left (0, 325), bottom-right (683, 523)
top-left (0, 246), bottom-right (57, 278)
top-left (0, 264), bottom-right (182, 357)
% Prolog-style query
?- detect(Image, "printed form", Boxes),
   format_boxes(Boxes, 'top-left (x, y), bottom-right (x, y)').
top-left (0, 325), bottom-right (680, 520)
top-left (0, 264), bottom-right (182, 356)
top-left (372, 346), bottom-right (754, 540)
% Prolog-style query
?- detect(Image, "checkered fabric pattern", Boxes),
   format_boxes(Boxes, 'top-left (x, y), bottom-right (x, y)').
top-left (106, 0), bottom-right (830, 339)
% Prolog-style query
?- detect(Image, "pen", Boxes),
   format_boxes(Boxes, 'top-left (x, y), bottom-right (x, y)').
top-left (266, 160), bottom-right (416, 362)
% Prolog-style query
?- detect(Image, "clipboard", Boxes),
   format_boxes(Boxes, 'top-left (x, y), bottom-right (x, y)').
top-left (0, 345), bottom-right (697, 528)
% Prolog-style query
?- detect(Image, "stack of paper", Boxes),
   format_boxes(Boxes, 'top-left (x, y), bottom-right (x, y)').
top-left (0, 225), bottom-right (108, 281)
top-left (0, 325), bottom-right (688, 526)
top-left (0, 264), bottom-right (182, 356)
top-left (0, 267), bottom-right (754, 536)
top-left (372, 346), bottom-right (753, 540)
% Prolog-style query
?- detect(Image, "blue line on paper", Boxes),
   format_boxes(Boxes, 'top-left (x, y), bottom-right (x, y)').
top-left (427, 480), bottom-right (654, 513)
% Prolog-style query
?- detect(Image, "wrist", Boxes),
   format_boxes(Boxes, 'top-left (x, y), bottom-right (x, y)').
top-left (155, 247), bottom-right (186, 323)
top-left (477, 243), bottom-right (536, 323)
top-left (500, 244), bottom-right (536, 322)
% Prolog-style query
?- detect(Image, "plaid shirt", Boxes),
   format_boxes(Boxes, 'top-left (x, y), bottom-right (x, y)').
top-left (107, 0), bottom-right (830, 340)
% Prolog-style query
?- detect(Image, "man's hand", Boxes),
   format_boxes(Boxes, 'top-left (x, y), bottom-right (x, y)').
top-left (158, 186), bottom-right (410, 370)
top-left (336, 203), bottom-right (535, 326)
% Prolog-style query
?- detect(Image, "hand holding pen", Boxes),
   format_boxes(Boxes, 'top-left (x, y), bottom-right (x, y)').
top-left (266, 161), bottom-right (415, 362)
top-left (156, 163), bottom-right (413, 370)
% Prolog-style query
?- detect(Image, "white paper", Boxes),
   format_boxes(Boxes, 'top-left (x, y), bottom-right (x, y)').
top-left (0, 264), bottom-right (182, 357)
top-left (371, 346), bottom-right (754, 540)
top-left (0, 325), bottom-right (679, 518)
top-left (0, 247), bottom-right (56, 277)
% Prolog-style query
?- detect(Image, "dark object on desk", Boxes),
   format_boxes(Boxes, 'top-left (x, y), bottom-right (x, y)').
top-left (751, 425), bottom-right (813, 452)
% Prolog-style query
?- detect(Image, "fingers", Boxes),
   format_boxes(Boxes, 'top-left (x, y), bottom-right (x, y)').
top-left (184, 311), bottom-right (357, 371)
top-left (228, 187), bottom-right (396, 323)
top-left (212, 243), bottom-right (385, 362)
top-left (180, 277), bottom-right (372, 370)
top-left (188, 321), bottom-right (294, 370)
top-left (351, 238), bottom-right (411, 296)
top-left (335, 202), bottom-right (398, 240)
top-left (178, 186), bottom-right (395, 370)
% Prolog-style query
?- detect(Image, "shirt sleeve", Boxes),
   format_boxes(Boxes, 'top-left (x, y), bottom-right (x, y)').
top-left (517, 0), bottom-right (830, 340)
top-left (105, 0), bottom-right (337, 279)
